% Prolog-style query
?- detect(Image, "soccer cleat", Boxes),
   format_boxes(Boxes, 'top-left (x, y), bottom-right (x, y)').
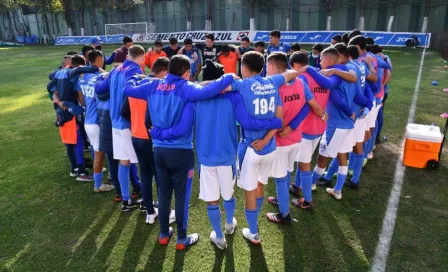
top-left (326, 188), bottom-right (342, 200)
top-left (316, 177), bottom-right (332, 187)
top-left (292, 198), bottom-right (313, 210)
top-left (266, 212), bottom-right (291, 224)
top-left (312, 184), bottom-right (317, 191)
top-left (76, 174), bottom-right (93, 182)
top-left (121, 199), bottom-right (140, 212)
top-left (70, 170), bottom-right (78, 177)
top-left (368, 152), bottom-right (374, 160)
top-left (345, 180), bottom-right (360, 190)
top-left (139, 201), bottom-right (147, 212)
top-left (169, 210), bottom-right (176, 224)
top-left (242, 228), bottom-right (261, 244)
top-left (114, 195), bottom-right (122, 202)
top-left (145, 208), bottom-right (158, 224)
top-left (176, 233), bottom-right (200, 250)
top-left (225, 217), bottom-right (237, 235)
top-left (363, 159), bottom-right (368, 167)
top-left (288, 184), bottom-right (302, 196)
top-left (131, 191), bottom-right (142, 199)
top-left (158, 227), bottom-right (174, 245)
top-left (210, 231), bottom-right (227, 250)
top-left (94, 184), bottom-right (115, 192)
top-left (267, 196), bottom-right (279, 206)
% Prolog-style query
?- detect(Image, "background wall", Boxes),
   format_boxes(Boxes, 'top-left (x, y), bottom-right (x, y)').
top-left (0, 0), bottom-right (447, 42)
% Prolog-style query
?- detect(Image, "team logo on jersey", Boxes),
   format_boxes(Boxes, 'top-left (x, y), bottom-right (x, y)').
top-left (188, 169), bottom-right (194, 178)
top-left (251, 82), bottom-right (275, 95)
top-left (284, 93), bottom-right (301, 103)
top-left (237, 32), bottom-right (249, 40)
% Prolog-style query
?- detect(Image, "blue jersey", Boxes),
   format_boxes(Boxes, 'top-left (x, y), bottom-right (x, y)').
top-left (346, 60), bottom-right (364, 117)
top-left (183, 49), bottom-right (201, 78)
top-left (267, 42), bottom-right (290, 54)
top-left (231, 74), bottom-right (285, 155)
top-left (123, 73), bottom-right (234, 149)
top-left (75, 71), bottom-right (101, 125)
top-left (95, 60), bottom-right (142, 130)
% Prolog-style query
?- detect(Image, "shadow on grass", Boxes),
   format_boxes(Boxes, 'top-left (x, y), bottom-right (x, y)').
top-left (211, 233), bottom-right (235, 272)
top-left (144, 239), bottom-right (168, 271)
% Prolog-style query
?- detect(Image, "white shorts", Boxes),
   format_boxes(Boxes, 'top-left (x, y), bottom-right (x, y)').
top-left (270, 143), bottom-right (301, 178)
top-left (199, 165), bottom-right (235, 202)
top-left (112, 128), bottom-right (138, 163)
top-left (238, 147), bottom-right (276, 191)
top-left (298, 137), bottom-right (322, 163)
top-left (85, 124), bottom-right (100, 152)
top-left (319, 128), bottom-right (354, 158)
top-left (366, 100), bottom-right (376, 129)
top-left (353, 118), bottom-right (367, 144)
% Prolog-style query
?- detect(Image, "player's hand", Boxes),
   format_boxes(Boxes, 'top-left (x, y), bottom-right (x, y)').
top-left (296, 66), bottom-right (308, 74)
top-left (101, 72), bottom-right (109, 79)
top-left (228, 73), bottom-right (240, 80)
top-left (364, 56), bottom-right (374, 65)
top-left (139, 74), bottom-right (147, 79)
top-left (351, 112), bottom-right (356, 120)
top-left (320, 68), bottom-right (335, 77)
top-left (359, 107), bottom-right (370, 119)
top-left (199, 81), bottom-right (211, 86)
top-left (278, 126), bottom-right (292, 138)
top-left (98, 68), bottom-right (105, 73)
top-left (251, 139), bottom-right (268, 151)
top-left (321, 113), bottom-right (328, 122)
top-left (193, 52), bottom-right (199, 62)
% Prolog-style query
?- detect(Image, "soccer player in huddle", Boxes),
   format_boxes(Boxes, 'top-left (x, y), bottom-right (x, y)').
top-left (263, 52), bottom-right (325, 223)
top-left (123, 55), bottom-right (238, 250)
top-left (141, 40), bottom-right (167, 73)
top-left (254, 41), bottom-right (268, 77)
top-left (230, 51), bottom-right (299, 244)
top-left (181, 38), bottom-right (202, 82)
top-left (309, 43), bottom-right (323, 70)
top-left (218, 45), bottom-right (239, 74)
top-left (75, 49), bottom-right (115, 192)
top-left (162, 37), bottom-right (181, 58)
top-left (95, 45), bottom-right (146, 211)
top-left (267, 30), bottom-right (291, 54)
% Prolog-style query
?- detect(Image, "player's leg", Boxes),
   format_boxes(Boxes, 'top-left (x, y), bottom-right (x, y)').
top-left (347, 122), bottom-right (367, 189)
top-left (377, 93), bottom-right (388, 143)
top-left (314, 130), bottom-right (334, 186)
top-left (220, 164), bottom-right (237, 235)
top-left (86, 124), bottom-right (112, 192)
top-left (106, 152), bottom-right (122, 201)
top-left (66, 144), bottom-right (78, 177)
top-left (130, 164), bottom-right (141, 198)
top-left (75, 124), bottom-right (92, 181)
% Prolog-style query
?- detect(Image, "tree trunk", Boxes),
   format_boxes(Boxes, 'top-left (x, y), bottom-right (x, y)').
top-left (6, 11), bottom-right (16, 39)
top-left (9, 11), bottom-right (19, 35)
top-left (325, 0), bottom-right (333, 30)
top-left (248, 0), bottom-right (255, 31)
top-left (62, 0), bottom-right (73, 36)
top-left (387, 0), bottom-right (398, 32)
top-left (359, 0), bottom-right (365, 30)
top-left (53, 13), bottom-right (60, 35)
top-left (286, 0), bottom-right (292, 31)
top-left (79, 0), bottom-right (86, 36)
top-left (205, 0), bottom-right (212, 31)
top-left (148, 0), bottom-right (155, 32)
top-left (185, 0), bottom-right (192, 31)
top-left (92, 4), bottom-right (98, 35)
top-left (43, 13), bottom-right (51, 44)
top-left (421, 0), bottom-right (430, 33)
top-left (35, 13), bottom-right (42, 43)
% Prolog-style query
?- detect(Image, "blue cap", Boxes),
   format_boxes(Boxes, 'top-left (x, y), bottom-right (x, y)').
top-left (89, 36), bottom-right (102, 45)
top-left (63, 101), bottom-right (85, 116)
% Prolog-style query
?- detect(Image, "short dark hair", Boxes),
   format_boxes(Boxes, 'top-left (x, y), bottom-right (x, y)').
top-left (254, 41), bottom-right (266, 48)
top-left (71, 54), bottom-right (86, 67)
top-left (270, 30), bottom-right (281, 39)
top-left (289, 51), bottom-right (309, 66)
top-left (241, 36), bottom-right (250, 43)
top-left (347, 45), bottom-right (359, 60)
top-left (365, 37), bottom-right (374, 52)
top-left (321, 47), bottom-right (339, 61)
top-left (169, 37), bottom-right (178, 45)
top-left (169, 55), bottom-right (191, 76)
top-left (184, 38), bottom-right (193, 45)
top-left (334, 43), bottom-right (349, 58)
top-left (267, 52), bottom-right (288, 71)
top-left (349, 29), bottom-right (362, 40)
top-left (87, 49), bottom-right (104, 64)
top-left (371, 44), bottom-right (382, 54)
top-left (154, 40), bottom-right (163, 47)
top-left (128, 45), bottom-right (145, 59)
top-left (342, 33), bottom-right (350, 45)
top-left (242, 51), bottom-right (265, 74)
top-left (66, 51), bottom-right (78, 56)
top-left (123, 36), bottom-right (133, 44)
top-left (221, 44), bottom-right (230, 52)
top-left (81, 45), bottom-right (94, 56)
top-left (312, 43), bottom-right (324, 52)
top-left (290, 43), bottom-right (301, 52)
top-left (152, 57), bottom-right (170, 74)
top-left (348, 35), bottom-right (367, 50)
top-left (205, 34), bottom-right (215, 41)
top-left (332, 35), bottom-right (342, 43)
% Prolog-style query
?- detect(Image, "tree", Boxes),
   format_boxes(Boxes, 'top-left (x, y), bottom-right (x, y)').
top-left (72, 0), bottom-right (86, 36)
top-left (387, 0), bottom-right (400, 32)
top-left (185, 0), bottom-right (192, 31)
top-left (205, 0), bottom-right (212, 30)
top-left (286, 0), bottom-right (292, 31)
top-left (325, 0), bottom-right (335, 31)
top-left (147, 0), bottom-right (155, 32)
top-left (61, 0), bottom-right (73, 35)
top-left (248, 0), bottom-right (256, 30)
top-left (359, 0), bottom-right (366, 31)
top-left (34, 0), bottom-right (64, 41)
top-left (422, 0), bottom-right (430, 33)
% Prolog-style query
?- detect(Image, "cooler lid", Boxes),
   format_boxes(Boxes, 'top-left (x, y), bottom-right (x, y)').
top-left (406, 123), bottom-right (443, 143)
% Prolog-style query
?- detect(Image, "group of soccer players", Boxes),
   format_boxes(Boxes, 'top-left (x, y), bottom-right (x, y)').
top-left (47, 29), bottom-right (392, 251)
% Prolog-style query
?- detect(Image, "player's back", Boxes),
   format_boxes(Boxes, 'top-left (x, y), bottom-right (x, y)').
top-left (346, 60), bottom-right (364, 117)
top-left (78, 72), bottom-right (100, 125)
top-left (233, 75), bottom-right (282, 155)
top-left (195, 93), bottom-right (239, 166)
top-left (327, 69), bottom-right (355, 129)
top-left (54, 69), bottom-right (77, 103)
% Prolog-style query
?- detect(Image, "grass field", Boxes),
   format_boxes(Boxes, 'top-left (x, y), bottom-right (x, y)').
top-left (0, 45), bottom-right (447, 272)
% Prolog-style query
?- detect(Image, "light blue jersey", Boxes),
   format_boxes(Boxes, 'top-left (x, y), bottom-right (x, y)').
top-left (231, 74), bottom-right (285, 155)
top-left (76, 71), bottom-right (101, 125)
top-left (346, 60), bottom-right (365, 118)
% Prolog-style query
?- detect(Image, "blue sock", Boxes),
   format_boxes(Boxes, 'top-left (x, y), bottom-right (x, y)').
top-left (334, 166), bottom-right (348, 192)
top-left (364, 140), bottom-right (370, 158)
top-left (312, 166), bottom-right (325, 184)
top-left (130, 164), bottom-right (141, 191)
top-left (118, 164), bottom-right (131, 201)
top-left (275, 176), bottom-right (289, 216)
top-left (294, 169), bottom-right (302, 187)
top-left (256, 197), bottom-right (264, 216)
top-left (324, 159), bottom-right (339, 180)
top-left (223, 197), bottom-right (236, 224)
top-left (245, 209), bottom-right (258, 235)
top-left (94, 172), bottom-right (103, 189)
top-left (207, 205), bottom-right (223, 238)
top-left (90, 146), bottom-right (95, 161)
top-left (348, 152), bottom-right (354, 171)
top-left (301, 170), bottom-right (313, 202)
top-left (351, 154), bottom-right (365, 183)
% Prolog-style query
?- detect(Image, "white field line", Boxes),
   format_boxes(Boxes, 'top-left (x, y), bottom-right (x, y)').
top-left (370, 47), bottom-right (427, 272)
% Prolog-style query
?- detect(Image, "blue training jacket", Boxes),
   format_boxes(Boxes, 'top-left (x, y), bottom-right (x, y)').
top-left (123, 73), bottom-right (234, 149)
top-left (95, 60), bottom-right (143, 130)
